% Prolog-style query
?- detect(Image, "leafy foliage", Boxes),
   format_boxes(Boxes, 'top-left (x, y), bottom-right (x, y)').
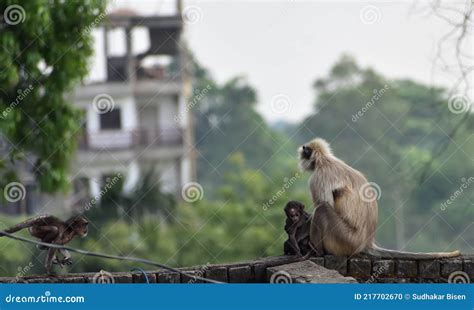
top-left (87, 170), bottom-right (176, 223)
top-left (191, 59), bottom-right (283, 196)
top-left (0, 0), bottom-right (106, 192)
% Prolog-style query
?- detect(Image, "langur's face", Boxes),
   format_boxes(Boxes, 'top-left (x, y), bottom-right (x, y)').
top-left (301, 145), bottom-right (312, 159)
top-left (298, 143), bottom-right (315, 171)
top-left (75, 221), bottom-right (88, 238)
top-left (287, 207), bottom-right (301, 223)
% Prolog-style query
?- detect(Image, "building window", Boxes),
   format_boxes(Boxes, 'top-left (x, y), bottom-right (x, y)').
top-left (100, 109), bottom-right (122, 130)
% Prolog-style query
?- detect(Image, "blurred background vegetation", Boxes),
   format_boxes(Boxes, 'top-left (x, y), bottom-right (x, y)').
top-left (0, 0), bottom-right (472, 276)
top-left (1, 53), bottom-right (472, 276)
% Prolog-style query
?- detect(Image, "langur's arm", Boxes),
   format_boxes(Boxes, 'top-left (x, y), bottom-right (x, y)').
top-left (284, 220), bottom-right (301, 255)
top-left (284, 219), bottom-right (293, 233)
top-left (289, 233), bottom-right (301, 255)
top-left (313, 181), bottom-right (347, 210)
top-left (296, 217), bottom-right (311, 242)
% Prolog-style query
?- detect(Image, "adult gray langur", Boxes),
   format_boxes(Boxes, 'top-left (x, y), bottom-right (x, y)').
top-left (298, 137), bottom-right (460, 259)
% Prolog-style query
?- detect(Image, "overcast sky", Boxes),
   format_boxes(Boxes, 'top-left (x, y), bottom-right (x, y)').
top-left (96, 0), bottom-right (472, 123)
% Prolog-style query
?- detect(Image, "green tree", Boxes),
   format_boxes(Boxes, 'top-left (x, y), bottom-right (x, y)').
top-left (0, 0), bottom-right (106, 192)
top-left (87, 171), bottom-right (176, 223)
top-left (189, 58), bottom-right (281, 194)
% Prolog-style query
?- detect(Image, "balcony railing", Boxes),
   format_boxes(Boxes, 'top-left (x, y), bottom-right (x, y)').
top-left (78, 128), bottom-right (183, 150)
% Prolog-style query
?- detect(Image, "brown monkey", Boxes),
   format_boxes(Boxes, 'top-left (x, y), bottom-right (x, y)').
top-left (283, 201), bottom-right (312, 256)
top-left (2, 215), bottom-right (88, 273)
top-left (298, 138), bottom-right (460, 259)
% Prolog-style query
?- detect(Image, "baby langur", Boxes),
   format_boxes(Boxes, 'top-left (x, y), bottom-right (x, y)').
top-left (283, 201), bottom-right (312, 257)
top-left (298, 138), bottom-right (460, 259)
top-left (1, 215), bottom-right (88, 274)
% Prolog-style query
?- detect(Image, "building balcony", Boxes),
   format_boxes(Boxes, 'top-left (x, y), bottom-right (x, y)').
top-left (78, 128), bottom-right (183, 151)
top-left (73, 79), bottom-right (182, 102)
top-left (107, 58), bottom-right (182, 83)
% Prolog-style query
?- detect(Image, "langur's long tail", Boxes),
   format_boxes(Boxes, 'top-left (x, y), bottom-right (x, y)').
top-left (365, 243), bottom-right (460, 260)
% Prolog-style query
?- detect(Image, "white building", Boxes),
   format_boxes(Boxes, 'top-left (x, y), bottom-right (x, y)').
top-left (0, 9), bottom-right (194, 216)
top-left (71, 10), bottom-right (195, 200)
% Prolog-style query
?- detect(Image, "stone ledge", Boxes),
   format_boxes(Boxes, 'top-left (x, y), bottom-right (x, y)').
top-left (267, 260), bottom-right (357, 283)
top-left (0, 254), bottom-right (471, 284)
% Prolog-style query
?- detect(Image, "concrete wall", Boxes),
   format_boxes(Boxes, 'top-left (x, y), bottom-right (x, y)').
top-left (1, 255), bottom-right (472, 284)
